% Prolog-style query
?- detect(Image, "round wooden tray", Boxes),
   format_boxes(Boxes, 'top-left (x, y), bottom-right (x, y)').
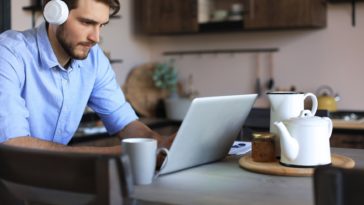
top-left (122, 63), bottom-right (168, 117)
top-left (239, 153), bottom-right (355, 177)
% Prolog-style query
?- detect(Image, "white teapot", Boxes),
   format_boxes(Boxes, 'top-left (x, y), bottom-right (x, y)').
top-left (274, 110), bottom-right (333, 167)
top-left (267, 92), bottom-right (318, 157)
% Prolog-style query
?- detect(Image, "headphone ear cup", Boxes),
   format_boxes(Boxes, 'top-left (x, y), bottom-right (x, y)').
top-left (43, 0), bottom-right (69, 25)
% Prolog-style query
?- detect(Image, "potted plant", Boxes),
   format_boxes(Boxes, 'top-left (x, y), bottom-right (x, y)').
top-left (152, 61), bottom-right (192, 120)
top-left (152, 62), bottom-right (178, 98)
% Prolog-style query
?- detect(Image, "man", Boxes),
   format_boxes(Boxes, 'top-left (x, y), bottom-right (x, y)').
top-left (0, 0), bottom-right (172, 154)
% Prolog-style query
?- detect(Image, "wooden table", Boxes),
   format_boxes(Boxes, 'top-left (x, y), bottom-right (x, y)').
top-left (132, 148), bottom-right (364, 205)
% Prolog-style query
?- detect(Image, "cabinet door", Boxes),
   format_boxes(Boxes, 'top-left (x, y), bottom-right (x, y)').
top-left (139, 0), bottom-right (198, 34)
top-left (0, 0), bottom-right (11, 33)
top-left (243, 0), bottom-right (326, 29)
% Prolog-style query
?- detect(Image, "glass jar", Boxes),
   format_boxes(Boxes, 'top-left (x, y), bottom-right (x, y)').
top-left (252, 132), bottom-right (276, 162)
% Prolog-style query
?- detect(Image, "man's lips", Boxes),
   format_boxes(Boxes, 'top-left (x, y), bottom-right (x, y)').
top-left (79, 42), bottom-right (95, 49)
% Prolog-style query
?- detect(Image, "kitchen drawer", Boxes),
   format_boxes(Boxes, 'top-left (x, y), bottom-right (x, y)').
top-left (331, 132), bottom-right (364, 149)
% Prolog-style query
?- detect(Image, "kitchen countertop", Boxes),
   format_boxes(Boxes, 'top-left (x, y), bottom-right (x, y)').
top-left (245, 108), bottom-right (364, 131)
top-left (332, 119), bottom-right (364, 130)
top-left (330, 110), bottom-right (364, 130)
top-left (73, 109), bottom-right (364, 144)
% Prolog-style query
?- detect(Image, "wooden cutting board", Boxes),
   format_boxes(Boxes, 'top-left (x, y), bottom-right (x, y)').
top-left (239, 153), bottom-right (355, 177)
top-left (122, 63), bottom-right (168, 117)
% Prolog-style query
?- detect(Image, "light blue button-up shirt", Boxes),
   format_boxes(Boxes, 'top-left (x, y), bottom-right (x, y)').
top-left (0, 23), bottom-right (138, 144)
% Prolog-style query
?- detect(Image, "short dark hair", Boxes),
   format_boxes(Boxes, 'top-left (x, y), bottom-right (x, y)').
top-left (43, 0), bottom-right (120, 17)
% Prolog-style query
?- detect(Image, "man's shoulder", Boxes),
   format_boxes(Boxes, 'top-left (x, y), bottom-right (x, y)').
top-left (89, 44), bottom-right (104, 58)
top-left (0, 29), bottom-right (36, 53)
top-left (86, 44), bottom-right (110, 67)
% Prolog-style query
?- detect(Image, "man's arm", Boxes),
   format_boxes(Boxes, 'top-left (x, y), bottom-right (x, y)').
top-left (3, 137), bottom-right (122, 155)
top-left (2, 120), bottom-right (174, 155)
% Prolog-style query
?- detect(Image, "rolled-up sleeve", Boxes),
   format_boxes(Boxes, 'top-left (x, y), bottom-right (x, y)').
top-left (0, 45), bottom-right (30, 142)
top-left (87, 53), bottom-right (138, 135)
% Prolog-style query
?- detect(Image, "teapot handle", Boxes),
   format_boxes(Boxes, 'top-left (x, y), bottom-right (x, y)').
top-left (303, 93), bottom-right (318, 115)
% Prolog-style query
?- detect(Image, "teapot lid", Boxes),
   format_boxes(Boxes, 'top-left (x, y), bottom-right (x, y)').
top-left (284, 110), bottom-right (329, 126)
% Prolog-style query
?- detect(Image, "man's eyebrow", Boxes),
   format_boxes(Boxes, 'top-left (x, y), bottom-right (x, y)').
top-left (78, 17), bottom-right (109, 25)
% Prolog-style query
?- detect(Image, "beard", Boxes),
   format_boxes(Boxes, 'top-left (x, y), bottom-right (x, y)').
top-left (56, 25), bottom-right (94, 60)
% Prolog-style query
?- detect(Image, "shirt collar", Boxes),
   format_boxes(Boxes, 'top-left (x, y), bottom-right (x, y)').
top-left (36, 22), bottom-right (59, 69)
top-left (36, 22), bottom-right (83, 71)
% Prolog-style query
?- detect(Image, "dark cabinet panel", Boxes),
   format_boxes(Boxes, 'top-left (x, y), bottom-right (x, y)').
top-left (243, 0), bottom-right (327, 29)
top-left (138, 0), bottom-right (198, 34)
top-left (0, 0), bottom-right (11, 33)
top-left (136, 0), bottom-right (327, 35)
top-left (331, 132), bottom-right (364, 149)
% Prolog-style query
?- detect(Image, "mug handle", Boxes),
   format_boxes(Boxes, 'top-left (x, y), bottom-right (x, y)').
top-left (324, 117), bottom-right (333, 139)
top-left (304, 92), bottom-right (318, 115)
top-left (154, 147), bottom-right (169, 178)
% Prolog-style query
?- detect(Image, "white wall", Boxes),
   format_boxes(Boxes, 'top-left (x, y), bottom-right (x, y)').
top-left (10, 1), bottom-right (364, 110)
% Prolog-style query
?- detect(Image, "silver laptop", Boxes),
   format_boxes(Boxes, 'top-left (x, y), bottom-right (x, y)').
top-left (159, 94), bottom-right (257, 175)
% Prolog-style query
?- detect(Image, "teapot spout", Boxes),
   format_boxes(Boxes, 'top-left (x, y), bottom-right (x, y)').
top-left (274, 122), bottom-right (299, 161)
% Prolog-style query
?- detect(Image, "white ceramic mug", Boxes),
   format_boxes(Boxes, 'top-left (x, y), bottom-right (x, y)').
top-left (122, 138), bottom-right (169, 185)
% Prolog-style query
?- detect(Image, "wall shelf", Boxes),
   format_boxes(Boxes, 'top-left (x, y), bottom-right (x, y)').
top-left (110, 15), bottom-right (122, 19)
top-left (22, 2), bottom-right (42, 28)
top-left (163, 48), bottom-right (279, 56)
top-left (22, 5), bottom-right (42, 11)
top-left (110, 59), bottom-right (123, 64)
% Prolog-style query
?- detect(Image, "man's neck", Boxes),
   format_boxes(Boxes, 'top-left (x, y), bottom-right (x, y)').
top-left (47, 25), bottom-right (70, 68)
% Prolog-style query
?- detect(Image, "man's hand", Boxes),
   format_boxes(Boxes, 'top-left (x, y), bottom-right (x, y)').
top-left (117, 120), bottom-right (177, 169)
top-left (160, 132), bottom-right (176, 149)
top-left (156, 133), bottom-right (176, 169)
top-left (117, 120), bottom-right (166, 147)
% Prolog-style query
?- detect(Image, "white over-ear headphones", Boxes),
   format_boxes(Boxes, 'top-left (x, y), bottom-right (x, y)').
top-left (43, 0), bottom-right (69, 25)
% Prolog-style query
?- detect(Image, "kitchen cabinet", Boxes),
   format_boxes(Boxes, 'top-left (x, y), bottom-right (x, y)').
top-left (0, 0), bottom-right (11, 33)
top-left (136, 0), bottom-right (327, 35)
top-left (330, 112), bottom-right (364, 149)
top-left (136, 0), bottom-right (198, 34)
top-left (243, 0), bottom-right (326, 29)
top-left (331, 131), bottom-right (364, 149)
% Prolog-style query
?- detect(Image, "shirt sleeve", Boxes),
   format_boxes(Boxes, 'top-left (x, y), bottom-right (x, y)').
top-left (0, 45), bottom-right (31, 142)
top-left (87, 49), bottom-right (138, 135)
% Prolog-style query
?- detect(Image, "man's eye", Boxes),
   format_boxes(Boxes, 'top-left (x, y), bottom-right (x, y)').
top-left (81, 21), bottom-right (92, 25)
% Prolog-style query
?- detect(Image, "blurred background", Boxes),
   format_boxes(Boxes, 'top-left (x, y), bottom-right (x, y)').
top-left (5, 0), bottom-right (364, 110)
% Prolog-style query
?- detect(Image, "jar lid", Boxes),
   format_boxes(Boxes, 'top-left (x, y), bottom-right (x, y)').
top-left (253, 132), bottom-right (274, 140)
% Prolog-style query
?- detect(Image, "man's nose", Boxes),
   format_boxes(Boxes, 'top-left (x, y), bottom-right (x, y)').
top-left (88, 26), bottom-right (100, 43)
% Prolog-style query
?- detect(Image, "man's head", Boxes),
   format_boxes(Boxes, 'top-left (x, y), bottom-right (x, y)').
top-left (43, 0), bottom-right (120, 61)
top-left (43, 0), bottom-right (120, 18)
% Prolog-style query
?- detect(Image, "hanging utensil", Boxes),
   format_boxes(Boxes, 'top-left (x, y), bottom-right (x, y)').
top-left (352, 0), bottom-right (356, 27)
top-left (255, 53), bottom-right (261, 96)
top-left (266, 52), bottom-right (274, 91)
